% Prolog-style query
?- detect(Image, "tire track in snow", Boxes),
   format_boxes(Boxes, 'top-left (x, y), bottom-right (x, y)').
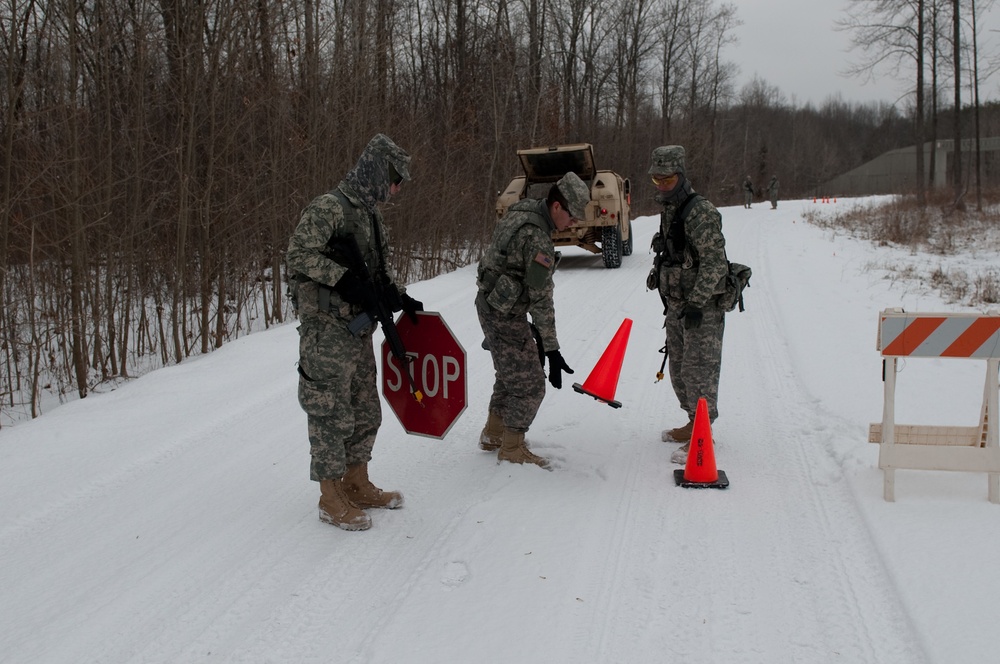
top-left (722, 215), bottom-right (929, 663)
top-left (552, 212), bottom-right (930, 662)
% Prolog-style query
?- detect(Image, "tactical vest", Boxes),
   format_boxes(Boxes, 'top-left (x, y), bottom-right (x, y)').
top-left (648, 194), bottom-right (750, 311)
top-left (660, 192), bottom-right (703, 267)
top-left (288, 188), bottom-right (384, 316)
top-left (476, 200), bottom-right (550, 315)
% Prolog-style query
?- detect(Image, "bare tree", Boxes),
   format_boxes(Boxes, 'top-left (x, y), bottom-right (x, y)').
top-left (3, 0), bottom-right (972, 425)
top-left (952, 0), bottom-right (963, 206)
top-left (841, 0), bottom-right (928, 206)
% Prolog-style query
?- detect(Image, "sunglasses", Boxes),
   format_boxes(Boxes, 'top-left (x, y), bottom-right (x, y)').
top-left (651, 173), bottom-right (679, 187)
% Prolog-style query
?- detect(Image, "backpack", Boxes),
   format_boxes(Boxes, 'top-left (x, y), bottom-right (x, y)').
top-left (720, 261), bottom-right (752, 312)
top-left (648, 193), bottom-right (752, 312)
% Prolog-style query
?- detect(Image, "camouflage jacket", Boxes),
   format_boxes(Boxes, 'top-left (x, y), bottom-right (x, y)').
top-left (286, 181), bottom-right (395, 319)
top-left (476, 199), bottom-right (561, 351)
top-left (655, 195), bottom-right (728, 309)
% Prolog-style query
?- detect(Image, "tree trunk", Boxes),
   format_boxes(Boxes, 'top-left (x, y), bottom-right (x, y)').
top-left (952, 0), bottom-right (963, 208)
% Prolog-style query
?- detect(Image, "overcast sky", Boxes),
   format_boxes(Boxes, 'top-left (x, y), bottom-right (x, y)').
top-left (732, 0), bottom-right (907, 107)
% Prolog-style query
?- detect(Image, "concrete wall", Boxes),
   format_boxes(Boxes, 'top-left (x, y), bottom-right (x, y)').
top-left (819, 138), bottom-right (1000, 197)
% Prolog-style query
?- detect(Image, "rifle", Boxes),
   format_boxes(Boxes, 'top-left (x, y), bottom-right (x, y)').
top-left (326, 235), bottom-right (424, 405)
top-left (656, 339), bottom-right (668, 383)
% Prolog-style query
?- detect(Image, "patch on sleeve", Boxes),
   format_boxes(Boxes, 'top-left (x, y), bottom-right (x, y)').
top-left (533, 252), bottom-right (553, 269)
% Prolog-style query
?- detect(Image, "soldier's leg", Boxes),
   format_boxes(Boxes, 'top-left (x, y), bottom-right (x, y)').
top-left (478, 310), bottom-right (545, 432)
top-left (297, 317), bottom-right (373, 529)
top-left (664, 313), bottom-right (691, 421)
top-left (340, 342), bottom-right (403, 509)
top-left (297, 317), bottom-right (365, 481)
top-left (478, 308), bottom-right (509, 417)
top-left (344, 342), bottom-right (381, 465)
top-left (678, 305), bottom-right (726, 421)
top-left (491, 318), bottom-right (545, 432)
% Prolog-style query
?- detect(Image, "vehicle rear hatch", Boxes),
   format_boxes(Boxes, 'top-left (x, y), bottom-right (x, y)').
top-left (518, 143), bottom-right (596, 183)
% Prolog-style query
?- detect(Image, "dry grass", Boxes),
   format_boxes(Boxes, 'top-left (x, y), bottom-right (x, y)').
top-left (804, 189), bottom-right (1000, 309)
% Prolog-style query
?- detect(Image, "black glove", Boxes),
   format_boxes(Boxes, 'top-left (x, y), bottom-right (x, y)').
top-left (401, 292), bottom-right (423, 324)
top-left (545, 350), bottom-right (574, 389)
top-left (530, 324), bottom-right (545, 367)
top-left (679, 304), bottom-right (703, 330)
top-left (334, 272), bottom-right (377, 310)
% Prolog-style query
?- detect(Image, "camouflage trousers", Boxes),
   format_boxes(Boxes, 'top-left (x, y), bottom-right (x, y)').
top-left (663, 300), bottom-right (726, 422)
top-left (477, 305), bottom-right (546, 433)
top-left (296, 313), bottom-right (382, 481)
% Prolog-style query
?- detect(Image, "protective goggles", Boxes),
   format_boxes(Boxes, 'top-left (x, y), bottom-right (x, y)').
top-left (651, 173), bottom-right (679, 187)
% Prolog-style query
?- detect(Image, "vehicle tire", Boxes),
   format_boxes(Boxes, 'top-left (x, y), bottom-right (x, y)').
top-left (602, 225), bottom-right (623, 269)
top-left (622, 220), bottom-right (634, 256)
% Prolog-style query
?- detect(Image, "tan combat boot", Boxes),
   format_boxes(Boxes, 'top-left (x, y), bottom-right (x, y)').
top-left (319, 479), bottom-right (372, 530)
top-left (662, 420), bottom-right (694, 443)
top-left (479, 410), bottom-right (504, 451)
top-left (497, 429), bottom-right (549, 469)
top-left (342, 463), bottom-right (404, 509)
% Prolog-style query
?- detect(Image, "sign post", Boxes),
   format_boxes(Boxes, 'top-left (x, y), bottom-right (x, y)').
top-left (382, 311), bottom-right (467, 439)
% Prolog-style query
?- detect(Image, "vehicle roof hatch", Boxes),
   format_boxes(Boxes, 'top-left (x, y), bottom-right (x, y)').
top-left (517, 143), bottom-right (596, 182)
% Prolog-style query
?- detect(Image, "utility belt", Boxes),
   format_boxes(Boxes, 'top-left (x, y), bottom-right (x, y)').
top-left (290, 267), bottom-right (344, 310)
top-left (289, 274), bottom-right (367, 331)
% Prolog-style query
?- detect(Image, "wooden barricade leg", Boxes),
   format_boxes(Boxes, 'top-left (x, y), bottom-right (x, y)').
top-left (881, 357), bottom-right (897, 502)
top-left (987, 359), bottom-right (999, 504)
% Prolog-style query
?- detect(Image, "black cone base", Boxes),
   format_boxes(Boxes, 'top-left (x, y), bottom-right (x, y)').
top-left (674, 468), bottom-right (729, 489)
top-left (572, 382), bottom-right (622, 409)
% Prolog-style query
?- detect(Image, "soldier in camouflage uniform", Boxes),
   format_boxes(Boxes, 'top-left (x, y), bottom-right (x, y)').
top-left (286, 134), bottom-right (422, 531)
top-left (475, 172), bottom-right (591, 469)
top-left (766, 175), bottom-right (779, 209)
top-left (648, 146), bottom-right (729, 465)
top-left (742, 175), bottom-right (754, 209)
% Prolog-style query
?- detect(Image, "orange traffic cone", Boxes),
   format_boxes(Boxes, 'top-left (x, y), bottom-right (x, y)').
top-left (572, 318), bottom-right (632, 409)
top-left (674, 397), bottom-right (729, 488)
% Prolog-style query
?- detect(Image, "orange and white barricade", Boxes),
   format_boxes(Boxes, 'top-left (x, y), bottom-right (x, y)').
top-left (870, 308), bottom-right (1000, 502)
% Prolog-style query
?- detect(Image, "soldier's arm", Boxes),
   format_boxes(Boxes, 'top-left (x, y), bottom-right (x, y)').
top-left (520, 227), bottom-right (560, 352)
top-left (286, 194), bottom-right (350, 287)
top-left (686, 202), bottom-right (729, 307)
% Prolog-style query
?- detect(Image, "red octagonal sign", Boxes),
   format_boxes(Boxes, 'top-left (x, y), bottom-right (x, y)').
top-left (381, 311), bottom-right (467, 439)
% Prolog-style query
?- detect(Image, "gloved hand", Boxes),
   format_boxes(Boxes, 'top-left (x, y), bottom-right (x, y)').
top-left (530, 324), bottom-right (545, 367)
top-left (401, 292), bottom-right (423, 324)
top-left (334, 271), bottom-right (377, 310)
top-left (545, 350), bottom-right (574, 389)
top-left (679, 304), bottom-right (703, 330)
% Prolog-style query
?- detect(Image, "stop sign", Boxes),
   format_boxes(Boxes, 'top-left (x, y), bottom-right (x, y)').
top-left (381, 311), bottom-right (467, 439)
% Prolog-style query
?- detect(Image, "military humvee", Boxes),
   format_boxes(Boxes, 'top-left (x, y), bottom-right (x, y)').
top-left (495, 143), bottom-right (632, 269)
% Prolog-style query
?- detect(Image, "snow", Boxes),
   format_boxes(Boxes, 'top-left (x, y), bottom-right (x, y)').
top-left (2, 198), bottom-right (999, 664)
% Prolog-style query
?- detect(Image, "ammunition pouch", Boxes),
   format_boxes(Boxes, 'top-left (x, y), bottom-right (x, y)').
top-left (287, 272), bottom-right (313, 313)
top-left (485, 273), bottom-right (523, 314)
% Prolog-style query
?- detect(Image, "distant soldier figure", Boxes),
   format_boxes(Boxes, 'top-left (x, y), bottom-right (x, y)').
top-left (766, 175), bottom-right (779, 209)
top-left (742, 175), bottom-right (753, 209)
top-left (286, 133), bottom-right (423, 531)
top-left (475, 172), bottom-right (590, 468)
top-left (648, 146), bottom-right (731, 465)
